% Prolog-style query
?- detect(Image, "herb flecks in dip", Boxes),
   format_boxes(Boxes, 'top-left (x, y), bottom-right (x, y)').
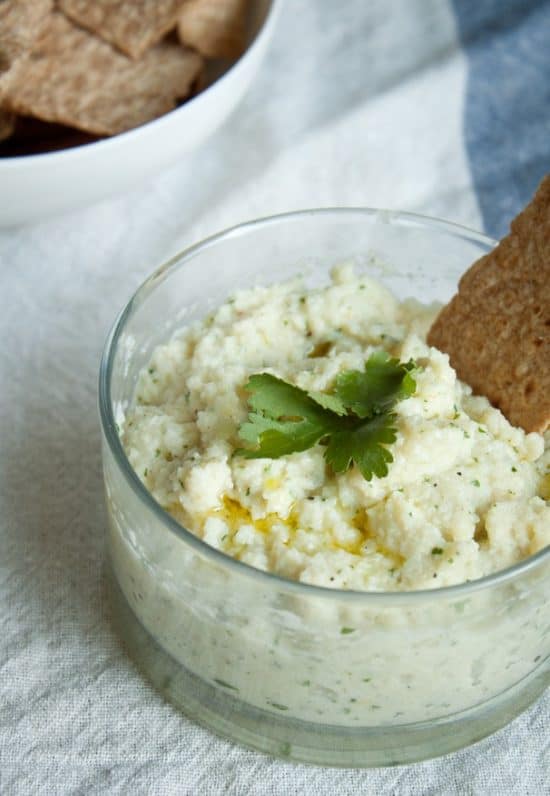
top-left (122, 265), bottom-right (550, 591)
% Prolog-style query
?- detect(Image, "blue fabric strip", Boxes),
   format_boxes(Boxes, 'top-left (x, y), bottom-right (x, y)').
top-left (452, 0), bottom-right (550, 238)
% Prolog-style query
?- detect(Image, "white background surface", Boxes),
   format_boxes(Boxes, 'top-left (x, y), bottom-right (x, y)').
top-left (0, 1), bottom-right (547, 793)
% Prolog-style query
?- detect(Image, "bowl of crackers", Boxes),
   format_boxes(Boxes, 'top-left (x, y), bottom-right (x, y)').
top-left (0, 0), bottom-right (279, 226)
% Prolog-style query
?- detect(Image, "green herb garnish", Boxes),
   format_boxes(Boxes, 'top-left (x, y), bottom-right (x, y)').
top-left (236, 352), bottom-right (416, 482)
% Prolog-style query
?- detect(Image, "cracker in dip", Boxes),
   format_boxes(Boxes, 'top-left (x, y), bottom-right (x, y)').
top-left (428, 174), bottom-right (550, 434)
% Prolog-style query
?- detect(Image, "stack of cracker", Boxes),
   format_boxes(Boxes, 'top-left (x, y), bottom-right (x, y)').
top-left (0, 0), bottom-right (248, 152)
top-left (428, 175), bottom-right (550, 434)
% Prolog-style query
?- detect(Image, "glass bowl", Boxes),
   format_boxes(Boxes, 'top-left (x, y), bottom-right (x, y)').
top-left (99, 209), bottom-right (549, 767)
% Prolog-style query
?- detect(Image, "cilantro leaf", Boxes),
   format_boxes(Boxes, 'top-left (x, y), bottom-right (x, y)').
top-left (308, 390), bottom-right (348, 415)
top-left (236, 352), bottom-right (416, 481)
top-left (325, 413), bottom-right (398, 481)
top-left (335, 351), bottom-right (416, 418)
top-left (237, 374), bottom-right (342, 458)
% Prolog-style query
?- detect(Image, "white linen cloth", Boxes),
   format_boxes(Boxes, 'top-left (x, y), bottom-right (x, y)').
top-left (0, 1), bottom-right (548, 793)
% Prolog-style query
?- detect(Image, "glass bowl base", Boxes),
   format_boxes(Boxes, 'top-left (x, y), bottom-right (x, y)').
top-left (107, 566), bottom-right (549, 767)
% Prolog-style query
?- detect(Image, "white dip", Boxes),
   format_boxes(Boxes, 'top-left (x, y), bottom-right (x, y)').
top-left (122, 265), bottom-right (550, 591)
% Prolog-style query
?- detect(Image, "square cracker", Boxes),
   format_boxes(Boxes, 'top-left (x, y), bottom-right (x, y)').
top-left (427, 175), bottom-right (550, 434)
top-left (1, 12), bottom-right (203, 137)
top-left (58, 0), bottom-right (190, 59)
top-left (0, 0), bottom-right (52, 74)
top-left (178, 0), bottom-right (248, 59)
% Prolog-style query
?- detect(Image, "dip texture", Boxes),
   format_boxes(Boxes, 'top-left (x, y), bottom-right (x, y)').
top-left (122, 265), bottom-right (550, 591)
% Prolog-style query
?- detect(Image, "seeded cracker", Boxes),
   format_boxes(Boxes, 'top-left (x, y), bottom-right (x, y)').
top-left (0, 0), bottom-right (52, 74)
top-left (58, 0), bottom-right (190, 60)
top-left (427, 175), bottom-right (550, 434)
top-left (178, 0), bottom-right (248, 59)
top-left (1, 12), bottom-right (203, 137)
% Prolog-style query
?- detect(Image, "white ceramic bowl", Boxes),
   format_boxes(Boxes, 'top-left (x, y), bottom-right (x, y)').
top-left (0, 0), bottom-right (279, 227)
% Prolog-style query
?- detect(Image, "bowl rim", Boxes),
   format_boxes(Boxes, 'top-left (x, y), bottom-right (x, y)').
top-left (99, 207), bottom-right (550, 603)
top-left (0, 0), bottom-right (280, 170)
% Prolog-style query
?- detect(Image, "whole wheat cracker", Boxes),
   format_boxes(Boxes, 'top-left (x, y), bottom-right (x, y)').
top-left (0, 0), bottom-right (52, 72)
top-left (178, 0), bottom-right (248, 59)
top-left (427, 174), bottom-right (550, 434)
top-left (0, 0), bottom-right (52, 74)
top-left (58, 0), bottom-right (190, 60)
top-left (1, 12), bottom-right (203, 137)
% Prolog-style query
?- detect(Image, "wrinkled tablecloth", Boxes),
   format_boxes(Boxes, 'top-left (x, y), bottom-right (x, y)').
top-left (1, 1), bottom-right (549, 793)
